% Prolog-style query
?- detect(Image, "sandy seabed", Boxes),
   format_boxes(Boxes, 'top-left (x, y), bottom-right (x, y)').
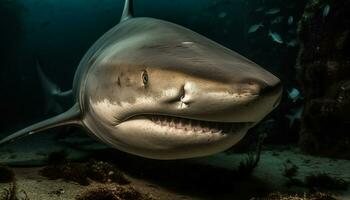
top-left (1, 148), bottom-right (350, 200)
top-left (0, 133), bottom-right (349, 199)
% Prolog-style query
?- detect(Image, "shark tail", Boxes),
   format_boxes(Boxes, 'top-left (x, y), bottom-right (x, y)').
top-left (0, 104), bottom-right (81, 146)
top-left (36, 57), bottom-right (72, 114)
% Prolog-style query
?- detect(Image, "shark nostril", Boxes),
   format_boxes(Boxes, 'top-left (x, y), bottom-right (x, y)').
top-left (180, 95), bottom-right (185, 101)
top-left (180, 85), bottom-right (186, 101)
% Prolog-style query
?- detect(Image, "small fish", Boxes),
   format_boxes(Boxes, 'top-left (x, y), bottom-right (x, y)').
top-left (265, 8), bottom-right (280, 15)
top-left (255, 7), bottom-right (265, 12)
top-left (271, 16), bottom-right (284, 24)
top-left (288, 16), bottom-right (294, 25)
top-left (218, 12), bottom-right (227, 18)
top-left (287, 39), bottom-right (298, 47)
top-left (288, 88), bottom-right (302, 102)
top-left (248, 23), bottom-right (264, 33)
top-left (268, 30), bottom-right (283, 44)
top-left (285, 106), bottom-right (303, 127)
top-left (323, 4), bottom-right (330, 17)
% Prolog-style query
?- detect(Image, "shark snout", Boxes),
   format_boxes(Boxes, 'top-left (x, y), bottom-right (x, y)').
top-left (165, 72), bottom-right (282, 123)
top-left (259, 80), bottom-right (283, 108)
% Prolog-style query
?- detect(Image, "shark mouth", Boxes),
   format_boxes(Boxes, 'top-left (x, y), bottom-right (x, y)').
top-left (128, 115), bottom-right (250, 135)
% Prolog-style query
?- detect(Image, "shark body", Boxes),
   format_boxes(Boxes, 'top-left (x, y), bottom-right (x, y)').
top-left (0, 0), bottom-right (282, 159)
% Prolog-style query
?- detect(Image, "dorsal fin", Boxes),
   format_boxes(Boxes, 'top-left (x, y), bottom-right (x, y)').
top-left (120, 0), bottom-right (134, 22)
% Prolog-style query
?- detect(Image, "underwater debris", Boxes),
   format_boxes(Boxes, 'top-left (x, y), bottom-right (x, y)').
top-left (305, 173), bottom-right (348, 191)
top-left (40, 156), bottom-right (129, 186)
top-left (251, 192), bottom-right (338, 200)
top-left (75, 184), bottom-right (154, 200)
top-left (0, 164), bottom-right (15, 183)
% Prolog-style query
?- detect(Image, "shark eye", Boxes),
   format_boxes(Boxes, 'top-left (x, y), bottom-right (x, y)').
top-left (142, 70), bottom-right (148, 85)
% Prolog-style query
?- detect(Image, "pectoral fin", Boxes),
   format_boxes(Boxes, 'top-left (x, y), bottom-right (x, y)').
top-left (0, 104), bottom-right (81, 146)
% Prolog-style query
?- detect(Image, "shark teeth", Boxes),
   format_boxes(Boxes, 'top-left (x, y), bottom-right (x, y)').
top-left (147, 115), bottom-right (245, 134)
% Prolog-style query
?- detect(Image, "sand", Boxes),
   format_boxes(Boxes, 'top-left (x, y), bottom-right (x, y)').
top-left (1, 147), bottom-right (350, 200)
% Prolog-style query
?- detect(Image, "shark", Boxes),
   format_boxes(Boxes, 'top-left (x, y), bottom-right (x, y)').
top-left (0, 0), bottom-right (282, 159)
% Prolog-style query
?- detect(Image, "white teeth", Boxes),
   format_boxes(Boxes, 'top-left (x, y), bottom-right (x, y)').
top-left (170, 120), bottom-right (175, 127)
top-left (149, 115), bottom-right (239, 134)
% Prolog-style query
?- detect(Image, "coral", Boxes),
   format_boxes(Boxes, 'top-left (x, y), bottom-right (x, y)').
top-left (75, 184), bottom-right (154, 200)
top-left (0, 164), bottom-right (15, 183)
top-left (40, 153), bottom-right (129, 186)
top-left (305, 173), bottom-right (348, 191)
top-left (87, 160), bottom-right (130, 185)
top-left (237, 134), bottom-right (265, 177)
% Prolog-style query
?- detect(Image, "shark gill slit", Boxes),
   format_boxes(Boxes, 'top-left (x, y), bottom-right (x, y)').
top-left (0, 103), bottom-right (81, 146)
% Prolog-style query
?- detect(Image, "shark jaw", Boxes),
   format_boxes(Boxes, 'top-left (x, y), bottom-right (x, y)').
top-left (121, 114), bottom-right (251, 137)
top-left (107, 114), bottom-right (253, 159)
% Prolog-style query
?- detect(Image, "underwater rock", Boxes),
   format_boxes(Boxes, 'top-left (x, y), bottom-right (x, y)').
top-left (296, 0), bottom-right (350, 158)
top-left (75, 184), bottom-right (154, 200)
top-left (40, 152), bottom-right (129, 186)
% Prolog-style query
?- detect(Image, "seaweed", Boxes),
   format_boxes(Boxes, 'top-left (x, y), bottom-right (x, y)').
top-left (305, 173), bottom-right (348, 191)
top-left (0, 164), bottom-right (15, 183)
top-left (75, 184), bottom-right (154, 200)
top-left (237, 133), bottom-right (265, 177)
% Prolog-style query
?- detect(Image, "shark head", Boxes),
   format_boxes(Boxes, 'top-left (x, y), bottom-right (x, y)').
top-left (0, 0), bottom-right (282, 160)
top-left (82, 18), bottom-right (282, 159)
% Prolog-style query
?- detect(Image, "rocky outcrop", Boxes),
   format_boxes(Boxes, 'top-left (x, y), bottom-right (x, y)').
top-left (296, 0), bottom-right (350, 158)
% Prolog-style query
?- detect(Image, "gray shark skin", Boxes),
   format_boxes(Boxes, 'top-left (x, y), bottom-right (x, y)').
top-left (0, 0), bottom-right (282, 160)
